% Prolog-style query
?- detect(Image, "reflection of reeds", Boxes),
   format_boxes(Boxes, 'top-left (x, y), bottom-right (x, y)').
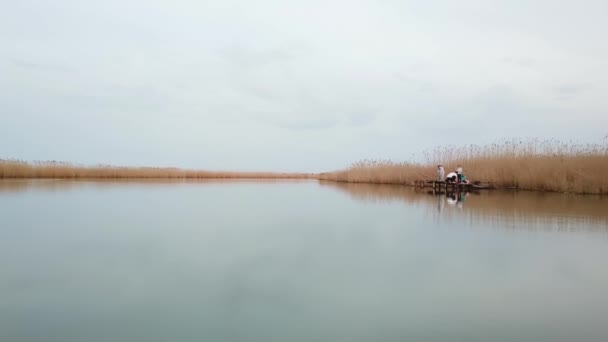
top-left (0, 179), bottom-right (316, 194)
top-left (0, 160), bottom-right (314, 180)
top-left (321, 181), bottom-right (608, 230)
top-left (320, 139), bottom-right (608, 194)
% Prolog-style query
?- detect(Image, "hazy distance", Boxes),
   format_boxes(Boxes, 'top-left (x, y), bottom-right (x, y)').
top-left (2, 0), bottom-right (607, 172)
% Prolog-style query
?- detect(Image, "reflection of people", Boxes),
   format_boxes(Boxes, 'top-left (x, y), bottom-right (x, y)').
top-left (445, 172), bottom-right (457, 183)
top-left (437, 193), bottom-right (445, 212)
top-left (437, 164), bottom-right (445, 181)
top-left (457, 192), bottom-right (465, 209)
top-left (447, 193), bottom-right (457, 205)
top-left (459, 192), bottom-right (466, 202)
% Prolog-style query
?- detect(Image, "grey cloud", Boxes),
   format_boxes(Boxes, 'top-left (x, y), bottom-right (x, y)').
top-left (502, 57), bottom-right (538, 69)
top-left (276, 117), bottom-right (341, 131)
top-left (470, 85), bottom-right (530, 116)
top-left (553, 83), bottom-right (591, 99)
top-left (247, 108), bottom-right (370, 132)
top-left (218, 44), bottom-right (304, 70)
top-left (11, 59), bottom-right (74, 73)
top-left (393, 73), bottom-right (436, 93)
top-left (347, 111), bottom-right (376, 127)
top-left (1, 0), bottom-right (607, 171)
top-left (61, 86), bottom-right (170, 112)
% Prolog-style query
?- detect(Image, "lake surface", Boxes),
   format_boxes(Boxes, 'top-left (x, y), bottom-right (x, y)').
top-left (1, 179), bottom-right (607, 342)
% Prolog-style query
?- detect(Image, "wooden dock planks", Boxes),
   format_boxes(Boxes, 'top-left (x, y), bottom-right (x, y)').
top-left (414, 180), bottom-right (493, 191)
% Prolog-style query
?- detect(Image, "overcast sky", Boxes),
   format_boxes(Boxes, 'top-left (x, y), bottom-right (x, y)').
top-left (1, 0), bottom-right (607, 172)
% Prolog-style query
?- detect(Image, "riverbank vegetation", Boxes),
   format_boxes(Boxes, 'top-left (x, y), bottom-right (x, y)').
top-left (2, 139), bottom-right (607, 194)
top-left (319, 139), bottom-right (608, 194)
top-left (0, 160), bottom-right (313, 180)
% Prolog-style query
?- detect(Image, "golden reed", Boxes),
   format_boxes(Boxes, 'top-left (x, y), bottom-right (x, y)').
top-left (0, 160), bottom-right (313, 180)
top-left (320, 139), bottom-right (608, 194)
top-left (2, 139), bottom-right (607, 194)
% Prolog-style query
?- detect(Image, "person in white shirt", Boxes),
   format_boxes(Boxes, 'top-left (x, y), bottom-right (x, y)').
top-left (456, 165), bottom-right (463, 183)
top-left (445, 172), bottom-right (457, 183)
top-left (437, 164), bottom-right (445, 181)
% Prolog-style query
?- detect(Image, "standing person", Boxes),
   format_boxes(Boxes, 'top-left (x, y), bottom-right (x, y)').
top-left (437, 164), bottom-right (445, 181)
top-left (456, 164), bottom-right (463, 183)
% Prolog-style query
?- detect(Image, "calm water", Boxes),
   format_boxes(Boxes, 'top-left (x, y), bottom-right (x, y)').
top-left (1, 180), bottom-right (608, 342)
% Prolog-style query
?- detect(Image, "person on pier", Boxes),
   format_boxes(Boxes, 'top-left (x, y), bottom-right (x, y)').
top-left (445, 171), bottom-right (457, 183)
top-left (457, 164), bottom-right (463, 182)
top-left (437, 164), bottom-right (445, 181)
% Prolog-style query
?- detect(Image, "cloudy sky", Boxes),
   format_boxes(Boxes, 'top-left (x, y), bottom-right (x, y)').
top-left (1, 0), bottom-right (607, 172)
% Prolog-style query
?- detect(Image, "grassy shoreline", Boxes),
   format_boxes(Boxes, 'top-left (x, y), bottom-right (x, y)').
top-left (3, 140), bottom-right (607, 194)
top-left (319, 140), bottom-right (608, 195)
top-left (318, 154), bottom-right (608, 194)
top-left (0, 160), bottom-right (314, 180)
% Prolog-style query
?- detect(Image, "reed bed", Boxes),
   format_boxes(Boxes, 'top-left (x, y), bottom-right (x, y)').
top-left (0, 160), bottom-right (313, 180)
top-left (3, 139), bottom-right (607, 194)
top-left (320, 139), bottom-right (608, 194)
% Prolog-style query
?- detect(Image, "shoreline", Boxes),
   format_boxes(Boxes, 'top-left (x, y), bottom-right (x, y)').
top-left (1, 176), bottom-right (605, 196)
top-left (3, 140), bottom-right (607, 195)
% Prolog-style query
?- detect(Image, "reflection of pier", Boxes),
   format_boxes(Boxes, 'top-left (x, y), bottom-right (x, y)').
top-left (426, 189), bottom-right (480, 196)
top-left (319, 181), bottom-right (608, 230)
top-left (434, 191), bottom-right (470, 211)
top-left (415, 180), bottom-right (493, 192)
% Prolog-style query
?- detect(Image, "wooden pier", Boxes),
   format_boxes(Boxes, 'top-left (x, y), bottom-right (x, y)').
top-left (414, 180), bottom-right (493, 192)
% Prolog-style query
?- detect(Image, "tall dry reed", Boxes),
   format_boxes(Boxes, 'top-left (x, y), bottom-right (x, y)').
top-left (3, 139), bottom-right (607, 194)
top-left (320, 139), bottom-right (608, 194)
top-left (0, 160), bottom-right (314, 180)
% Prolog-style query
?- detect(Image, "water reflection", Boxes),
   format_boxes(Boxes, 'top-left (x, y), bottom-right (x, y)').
top-left (321, 181), bottom-right (608, 232)
top-left (2, 180), bottom-right (607, 232)
top-left (2, 179), bottom-right (608, 341)
top-left (0, 179), bottom-right (310, 193)
top-left (437, 191), bottom-right (469, 211)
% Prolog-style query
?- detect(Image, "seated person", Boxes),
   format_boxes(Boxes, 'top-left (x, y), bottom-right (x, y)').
top-left (445, 172), bottom-right (457, 183)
